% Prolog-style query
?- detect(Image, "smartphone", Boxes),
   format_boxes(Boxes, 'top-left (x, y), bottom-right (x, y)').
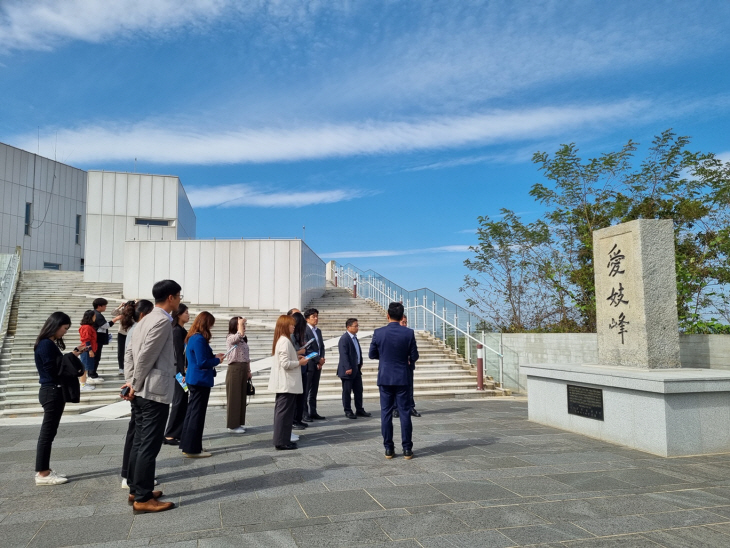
top-left (223, 345), bottom-right (237, 359)
top-left (304, 337), bottom-right (316, 348)
top-left (120, 386), bottom-right (131, 397)
top-left (304, 351), bottom-right (319, 360)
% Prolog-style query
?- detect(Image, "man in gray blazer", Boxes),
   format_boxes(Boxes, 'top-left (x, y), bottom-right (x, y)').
top-left (122, 279), bottom-right (181, 514)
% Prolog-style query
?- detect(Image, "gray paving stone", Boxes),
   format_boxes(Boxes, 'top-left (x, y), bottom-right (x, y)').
top-left (0, 521), bottom-right (45, 548)
top-left (296, 489), bottom-right (383, 517)
top-left (522, 499), bottom-right (610, 522)
top-left (588, 494), bottom-right (682, 516)
top-left (417, 529), bottom-right (515, 548)
top-left (605, 468), bottom-right (692, 488)
top-left (1, 504), bottom-right (96, 524)
top-left (128, 503), bottom-right (221, 539)
top-left (645, 488), bottom-right (730, 509)
top-left (642, 525), bottom-right (730, 548)
top-left (290, 519), bottom-right (390, 547)
top-left (28, 514), bottom-right (133, 548)
top-left (497, 521), bottom-right (594, 545)
top-left (366, 484), bottom-right (453, 508)
top-left (243, 516), bottom-right (330, 533)
top-left (546, 472), bottom-right (634, 491)
top-left (197, 529), bottom-right (298, 547)
top-left (643, 508), bottom-right (730, 528)
top-left (490, 476), bottom-right (578, 496)
top-left (376, 511), bottom-right (472, 539)
top-left (456, 505), bottom-right (547, 529)
top-left (430, 480), bottom-right (520, 502)
top-left (220, 495), bottom-right (306, 526)
top-left (570, 515), bottom-right (659, 536)
top-left (561, 534), bottom-right (664, 547)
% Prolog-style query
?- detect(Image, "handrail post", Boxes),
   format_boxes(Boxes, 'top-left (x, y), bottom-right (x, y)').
top-left (476, 342), bottom-right (484, 390)
top-left (499, 331), bottom-right (504, 388)
top-left (353, 275), bottom-right (358, 298)
top-left (466, 321), bottom-right (471, 364)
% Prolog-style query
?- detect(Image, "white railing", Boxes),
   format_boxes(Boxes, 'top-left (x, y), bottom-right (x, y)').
top-left (0, 249), bottom-right (21, 341)
top-left (335, 262), bottom-right (506, 386)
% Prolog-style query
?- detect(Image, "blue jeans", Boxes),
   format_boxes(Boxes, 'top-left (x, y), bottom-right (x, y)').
top-left (379, 385), bottom-right (413, 451)
top-left (80, 351), bottom-right (96, 376)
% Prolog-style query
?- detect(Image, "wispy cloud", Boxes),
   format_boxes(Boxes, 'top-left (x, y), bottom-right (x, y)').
top-left (322, 245), bottom-right (471, 259)
top-left (185, 183), bottom-right (364, 208)
top-left (13, 100), bottom-right (647, 165)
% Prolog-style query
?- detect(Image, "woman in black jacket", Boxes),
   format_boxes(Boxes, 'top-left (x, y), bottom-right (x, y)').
top-left (34, 312), bottom-right (85, 486)
top-left (164, 303), bottom-right (190, 445)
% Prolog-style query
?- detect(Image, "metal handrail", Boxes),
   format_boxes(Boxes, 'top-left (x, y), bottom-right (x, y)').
top-left (411, 304), bottom-right (501, 357)
top-left (0, 249), bottom-right (21, 338)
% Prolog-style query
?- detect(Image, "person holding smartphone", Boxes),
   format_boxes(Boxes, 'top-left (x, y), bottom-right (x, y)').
top-left (290, 312), bottom-right (310, 433)
top-left (225, 316), bottom-right (251, 434)
top-left (34, 312), bottom-right (86, 485)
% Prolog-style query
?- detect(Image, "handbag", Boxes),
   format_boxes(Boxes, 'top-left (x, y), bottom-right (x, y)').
top-left (246, 379), bottom-right (255, 396)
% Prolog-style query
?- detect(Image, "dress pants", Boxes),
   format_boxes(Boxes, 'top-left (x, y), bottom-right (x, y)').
top-left (128, 397), bottom-right (168, 503)
top-left (93, 340), bottom-right (105, 373)
top-left (341, 375), bottom-right (364, 414)
top-left (180, 385), bottom-right (211, 454)
top-left (273, 393), bottom-right (297, 447)
top-left (117, 334), bottom-right (126, 369)
top-left (121, 403), bottom-right (135, 478)
top-left (407, 367), bottom-right (416, 411)
top-left (165, 380), bottom-right (188, 439)
top-left (293, 366), bottom-right (308, 424)
top-left (305, 366), bottom-right (321, 418)
top-left (226, 362), bottom-right (249, 429)
top-left (379, 385), bottom-right (413, 451)
top-left (35, 385), bottom-right (66, 472)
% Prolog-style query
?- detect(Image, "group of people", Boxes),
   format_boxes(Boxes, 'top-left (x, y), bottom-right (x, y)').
top-left (32, 279), bottom-right (421, 513)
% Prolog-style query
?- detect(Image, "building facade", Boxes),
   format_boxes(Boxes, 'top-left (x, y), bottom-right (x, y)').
top-left (0, 143), bottom-right (87, 271)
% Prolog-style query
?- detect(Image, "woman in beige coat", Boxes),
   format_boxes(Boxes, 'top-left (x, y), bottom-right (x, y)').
top-left (268, 315), bottom-right (307, 450)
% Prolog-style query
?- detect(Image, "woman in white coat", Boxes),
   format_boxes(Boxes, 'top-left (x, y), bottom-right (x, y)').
top-left (269, 315), bottom-right (308, 450)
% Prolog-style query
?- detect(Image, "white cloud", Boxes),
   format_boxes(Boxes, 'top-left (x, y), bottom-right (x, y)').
top-left (185, 183), bottom-right (362, 208)
top-left (14, 100), bottom-right (647, 165)
top-left (322, 245), bottom-right (471, 259)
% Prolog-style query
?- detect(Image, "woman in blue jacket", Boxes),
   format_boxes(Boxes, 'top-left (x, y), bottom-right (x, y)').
top-left (180, 311), bottom-right (224, 458)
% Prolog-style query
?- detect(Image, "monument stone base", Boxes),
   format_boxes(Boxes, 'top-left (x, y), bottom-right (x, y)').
top-left (522, 363), bottom-right (730, 457)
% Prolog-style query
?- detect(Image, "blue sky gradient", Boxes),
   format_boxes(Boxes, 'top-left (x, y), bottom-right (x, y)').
top-left (1, 0), bottom-right (729, 306)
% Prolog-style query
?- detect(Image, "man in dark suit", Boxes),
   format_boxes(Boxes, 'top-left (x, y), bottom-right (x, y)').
top-left (337, 318), bottom-right (371, 419)
top-left (394, 315), bottom-right (421, 419)
top-left (303, 308), bottom-right (326, 421)
top-left (369, 302), bottom-right (419, 459)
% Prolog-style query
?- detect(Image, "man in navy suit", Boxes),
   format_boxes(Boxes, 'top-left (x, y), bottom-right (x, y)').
top-left (337, 318), bottom-right (371, 419)
top-left (369, 302), bottom-right (419, 459)
top-left (303, 308), bottom-right (326, 421)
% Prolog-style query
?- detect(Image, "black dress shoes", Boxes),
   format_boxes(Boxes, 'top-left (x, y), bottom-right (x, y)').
top-left (393, 410), bottom-right (400, 418)
top-left (302, 416), bottom-right (313, 423)
top-left (345, 412), bottom-right (357, 419)
top-left (404, 449), bottom-right (413, 460)
top-left (356, 410), bottom-right (372, 417)
top-left (385, 448), bottom-right (396, 459)
top-left (292, 422), bottom-right (306, 430)
top-left (410, 409), bottom-right (422, 417)
top-left (310, 413), bottom-right (327, 420)
top-left (275, 443), bottom-right (298, 450)
top-left (163, 438), bottom-right (180, 445)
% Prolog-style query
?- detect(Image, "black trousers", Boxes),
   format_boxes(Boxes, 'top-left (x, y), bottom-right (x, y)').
top-left (128, 397), bottom-right (168, 502)
top-left (180, 385), bottom-right (211, 454)
top-left (305, 366), bottom-right (321, 418)
top-left (117, 334), bottom-right (126, 370)
top-left (165, 381), bottom-right (188, 440)
top-left (93, 340), bottom-right (105, 375)
top-left (121, 403), bottom-right (135, 479)
top-left (293, 367), bottom-right (308, 423)
top-left (273, 393), bottom-right (297, 447)
top-left (408, 367), bottom-right (416, 410)
top-left (35, 385), bottom-right (66, 472)
top-left (341, 375), bottom-right (364, 414)
top-left (379, 385), bottom-right (413, 451)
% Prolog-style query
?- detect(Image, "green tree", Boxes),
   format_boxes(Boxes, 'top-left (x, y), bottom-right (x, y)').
top-left (463, 130), bottom-right (730, 333)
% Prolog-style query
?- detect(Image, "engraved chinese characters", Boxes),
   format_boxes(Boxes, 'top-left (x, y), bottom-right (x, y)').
top-left (606, 244), bottom-right (630, 343)
top-left (593, 219), bottom-right (680, 368)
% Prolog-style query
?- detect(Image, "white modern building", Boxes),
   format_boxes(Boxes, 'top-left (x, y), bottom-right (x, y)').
top-left (0, 142), bottom-right (326, 310)
top-left (0, 142), bottom-right (87, 271)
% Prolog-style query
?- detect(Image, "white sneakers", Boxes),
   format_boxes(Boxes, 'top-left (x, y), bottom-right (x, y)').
top-left (87, 377), bottom-right (104, 384)
top-left (290, 434), bottom-right (300, 442)
top-left (183, 452), bottom-right (212, 458)
top-left (227, 426), bottom-right (246, 434)
top-left (35, 471), bottom-right (68, 485)
top-left (80, 383), bottom-right (95, 391)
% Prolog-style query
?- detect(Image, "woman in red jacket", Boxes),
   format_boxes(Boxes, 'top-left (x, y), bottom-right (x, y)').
top-left (78, 310), bottom-right (98, 392)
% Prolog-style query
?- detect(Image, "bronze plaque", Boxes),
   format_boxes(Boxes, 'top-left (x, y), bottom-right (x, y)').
top-left (567, 385), bottom-right (604, 421)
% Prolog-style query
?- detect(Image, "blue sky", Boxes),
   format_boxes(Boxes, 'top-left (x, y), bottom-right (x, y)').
top-left (1, 0), bottom-right (730, 307)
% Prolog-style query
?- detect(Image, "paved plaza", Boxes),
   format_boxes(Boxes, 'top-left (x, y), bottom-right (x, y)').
top-left (3, 399), bottom-right (730, 547)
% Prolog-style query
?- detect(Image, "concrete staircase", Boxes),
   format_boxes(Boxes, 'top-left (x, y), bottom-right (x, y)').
top-left (0, 272), bottom-right (509, 417)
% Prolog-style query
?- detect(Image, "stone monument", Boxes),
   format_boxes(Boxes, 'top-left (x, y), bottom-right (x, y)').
top-left (521, 218), bottom-right (730, 457)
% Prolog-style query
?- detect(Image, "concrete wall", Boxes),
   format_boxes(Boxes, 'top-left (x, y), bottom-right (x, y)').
top-left (0, 143), bottom-right (86, 271)
top-left (301, 242), bottom-right (326, 308)
top-left (498, 332), bottom-right (730, 393)
top-left (84, 171), bottom-right (195, 283)
top-left (123, 239), bottom-right (324, 311)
